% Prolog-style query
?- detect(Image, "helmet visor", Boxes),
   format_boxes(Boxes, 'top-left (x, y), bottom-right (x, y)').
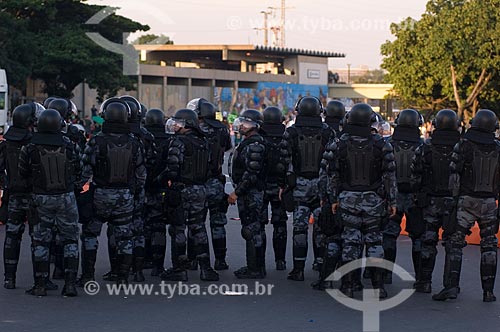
top-left (235, 117), bottom-right (258, 130)
top-left (165, 118), bottom-right (185, 134)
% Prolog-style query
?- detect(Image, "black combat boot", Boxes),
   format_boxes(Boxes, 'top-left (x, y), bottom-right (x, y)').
top-left (383, 248), bottom-right (396, 285)
top-left (62, 272), bottom-right (78, 297)
top-left (287, 260), bottom-right (305, 281)
top-left (276, 260), bottom-right (286, 271)
top-left (273, 226), bottom-right (287, 271)
top-left (4, 264), bottom-right (17, 289)
top-left (133, 257), bottom-right (146, 282)
top-left (214, 258), bottom-right (229, 271)
top-left (432, 249), bottom-right (461, 301)
top-left (117, 254), bottom-right (133, 285)
top-left (235, 241), bottom-right (265, 279)
top-left (371, 268), bottom-right (388, 299)
top-left (160, 268), bottom-right (188, 282)
top-left (339, 271), bottom-right (355, 298)
top-left (150, 244), bottom-right (166, 276)
top-left (481, 250), bottom-right (497, 302)
top-left (416, 250), bottom-right (436, 293)
top-left (199, 257), bottom-right (219, 281)
top-left (211, 223), bottom-right (228, 271)
top-left (27, 277), bottom-right (47, 297)
top-left (103, 244), bottom-right (119, 281)
top-left (77, 249), bottom-right (96, 287)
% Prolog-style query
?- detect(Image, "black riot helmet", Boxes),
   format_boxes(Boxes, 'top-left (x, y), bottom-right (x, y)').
top-left (37, 109), bottom-right (62, 133)
top-left (198, 101), bottom-right (217, 120)
top-left (103, 100), bottom-right (130, 124)
top-left (120, 95), bottom-right (141, 120)
top-left (140, 103), bottom-right (148, 117)
top-left (145, 108), bottom-right (166, 127)
top-left (325, 100), bottom-right (345, 119)
top-left (396, 109), bottom-right (423, 128)
top-left (43, 97), bottom-right (57, 109)
top-left (263, 106), bottom-right (283, 124)
top-left (12, 103), bottom-right (37, 129)
top-left (470, 109), bottom-right (499, 133)
top-left (48, 98), bottom-right (69, 120)
top-left (346, 103), bottom-right (374, 127)
top-left (234, 109), bottom-right (263, 136)
top-left (186, 98), bottom-right (209, 115)
top-left (173, 108), bottom-right (199, 128)
top-left (295, 97), bottom-right (323, 117)
top-left (433, 109), bottom-right (459, 130)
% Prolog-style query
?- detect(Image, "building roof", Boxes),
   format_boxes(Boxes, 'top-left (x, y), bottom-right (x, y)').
top-left (134, 44), bottom-right (345, 59)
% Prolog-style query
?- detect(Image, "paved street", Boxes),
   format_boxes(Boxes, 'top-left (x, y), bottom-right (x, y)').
top-left (1, 194), bottom-right (499, 332)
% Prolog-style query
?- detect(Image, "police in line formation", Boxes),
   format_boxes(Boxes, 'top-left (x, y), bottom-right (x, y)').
top-left (1, 95), bottom-right (498, 303)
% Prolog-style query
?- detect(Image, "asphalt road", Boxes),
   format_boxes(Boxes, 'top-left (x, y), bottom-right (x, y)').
top-left (1, 191), bottom-right (500, 332)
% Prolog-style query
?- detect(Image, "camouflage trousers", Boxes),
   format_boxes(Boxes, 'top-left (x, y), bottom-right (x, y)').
top-left (31, 192), bottom-right (79, 278)
top-left (145, 190), bottom-right (168, 268)
top-left (418, 196), bottom-right (456, 283)
top-left (81, 188), bottom-right (134, 276)
top-left (339, 191), bottom-right (385, 263)
top-left (382, 192), bottom-right (422, 267)
top-left (3, 194), bottom-right (30, 278)
top-left (203, 177), bottom-right (228, 260)
top-left (237, 189), bottom-right (265, 269)
top-left (445, 196), bottom-right (498, 291)
top-left (292, 177), bottom-right (321, 263)
top-left (261, 183), bottom-right (288, 262)
top-left (169, 184), bottom-right (209, 268)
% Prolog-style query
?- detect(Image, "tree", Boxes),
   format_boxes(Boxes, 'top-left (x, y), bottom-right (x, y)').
top-left (381, 0), bottom-right (500, 120)
top-left (352, 70), bottom-right (389, 84)
top-left (132, 34), bottom-right (174, 45)
top-left (0, 0), bottom-right (150, 99)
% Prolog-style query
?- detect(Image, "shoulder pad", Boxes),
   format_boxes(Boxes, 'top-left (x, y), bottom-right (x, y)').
top-left (382, 141), bottom-right (394, 153)
top-left (248, 142), bottom-right (265, 154)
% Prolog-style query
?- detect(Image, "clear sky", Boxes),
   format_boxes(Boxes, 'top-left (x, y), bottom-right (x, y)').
top-left (87, 0), bottom-right (429, 69)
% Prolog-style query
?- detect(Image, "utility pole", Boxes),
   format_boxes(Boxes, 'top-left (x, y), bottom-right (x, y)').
top-left (254, 10), bottom-right (272, 46)
top-left (347, 64), bottom-right (352, 84)
top-left (269, 0), bottom-right (293, 47)
top-left (280, 0), bottom-right (285, 47)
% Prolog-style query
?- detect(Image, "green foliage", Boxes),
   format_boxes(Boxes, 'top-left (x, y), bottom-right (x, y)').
top-left (0, 0), bottom-right (150, 99)
top-left (352, 70), bottom-right (389, 84)
top-left (381, 0), bottom-right (500, 119)
top-left (132, 34), bottom-right (173, 45)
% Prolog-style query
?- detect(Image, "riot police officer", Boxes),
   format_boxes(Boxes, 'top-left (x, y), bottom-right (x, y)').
top-left (283, 97), bottom-right (333, 281)
top-left (159, 109), bottom-right (219, 282)
top-left (19, 109), bottom-right (84, 296)
top-left (79, 99), bottom-right (146, 285)
top-left (143, 108), bottom-right (170, 276)
top-left (48, 98), bottom-right (86, 150)
top-left (324, 100), bottom-right (345, 136)
top-left (411, 109), bottom-right (462, 294)
top-left (260, 106), bottom-right (289, 271)
top-left (47, 98), bottom-right (86, 281)
top-left (120, 95), bottom-right (154, 282)
top-left (325, 103), bottom-right (397, 298)
top-left (230, 109), bottom-right (268, 279)
top-left (0, 103), bottom-right (37, 289)
top-left (433, 109), bottom-right (500, 302)
top-left (383, 109), bottom-right (424, 284)
top-left (187, 98), bottom-right (232, 271)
